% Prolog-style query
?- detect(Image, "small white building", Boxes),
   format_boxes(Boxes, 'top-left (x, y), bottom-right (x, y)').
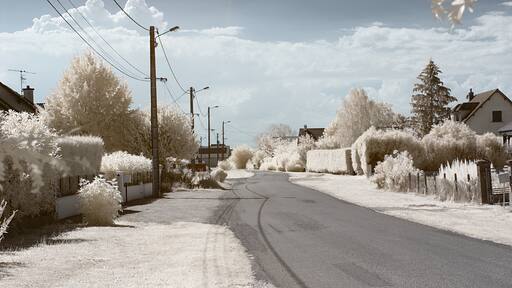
top-left (451, 89), bottom-right (512, 135)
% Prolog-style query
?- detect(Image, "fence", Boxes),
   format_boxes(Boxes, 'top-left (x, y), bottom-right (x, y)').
top-left (55, 174), bottom-right (96, 197)
top-left (117, 171), bottom-right (154, 203)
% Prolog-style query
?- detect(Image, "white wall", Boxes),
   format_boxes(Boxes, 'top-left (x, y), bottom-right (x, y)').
top-left (306, 149), bottom-right (354, 174)
top-left (466, 93), bottom-right (512, 134)
top-left (56, 195), bottom-right (80, 220)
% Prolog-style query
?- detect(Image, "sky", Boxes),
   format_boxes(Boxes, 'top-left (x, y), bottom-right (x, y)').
top-left (1, 0), bottom-right (512, 146)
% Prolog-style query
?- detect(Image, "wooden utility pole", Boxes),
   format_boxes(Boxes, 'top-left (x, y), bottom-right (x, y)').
top-left (189, 87), bottom-right (195, 133)
top-left (207, 107), bottom-right (211, 168)
top-left (149, 26), bottom-right (160, 197)
top-left (216, 133), bottom-right (220, 165)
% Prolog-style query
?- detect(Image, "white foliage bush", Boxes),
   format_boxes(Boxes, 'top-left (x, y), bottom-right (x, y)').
top-left (0, 111), bottom-right (59, 156)
top-left (476, 133), bottom-right (507, 169)
top-left (437, 160), bottom-right (479, 202)
top-left (372, 151), bottom-right (419, 192)
top-left (101, 151), bottom-right (151, 179)
top-left (0, 200), bottom-right (16, 242)
top-left (217, 160), bottom-right (232, 171)
top-left (352, 127), bottom-right (425, 175)
top-left (78, 176), bottom-right (122, 226)
top-left (230, 145), bottom-right (254, 169)
top-left (0, 111), bottom-right (64, 218)
top-left (57, 136), bottom-right (104, 176)
top-left (258, 141), bottom-right (305, 172)
top-left (250, 150), bottom-right (267, 169)
top-left (422, 120), bottom-right (478, 171)
top-left (210, 168), bottom-right (228, 183)
top-left (125, 106), bottom-right (199, 162)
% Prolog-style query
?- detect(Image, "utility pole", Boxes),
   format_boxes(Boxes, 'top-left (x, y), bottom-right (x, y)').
top-left (208, 107), bottom-right (211, 168)
top-left (221, 120), bottom-right (230, 160)
top-left (149, 26), bottom-right (160, 198)
top-left (216, 133), bottom-right (220, 165)
top-left (189, 87), bottom-right (195, 132)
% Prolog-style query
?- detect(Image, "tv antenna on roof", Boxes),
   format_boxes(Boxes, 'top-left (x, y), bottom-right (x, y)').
top-left (8, 69), bottom-right (36, 93)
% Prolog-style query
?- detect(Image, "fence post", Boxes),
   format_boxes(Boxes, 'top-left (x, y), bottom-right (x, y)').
top-left (416, 172), bottom-right (420, 194)
top-left (454, 173), bottom-right (458, 199)
top-left (408, 173), bottom-right (412, 192)
top-left (434, 174), bottom-right (437, 194)
top-left (424, 174), bottom-right (428, 195)
top-left (477, 160), bottom-right (492, 204)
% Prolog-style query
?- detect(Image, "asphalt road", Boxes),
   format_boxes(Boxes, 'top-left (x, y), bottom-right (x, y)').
top-left (222, 172), bottom-right (512, 288)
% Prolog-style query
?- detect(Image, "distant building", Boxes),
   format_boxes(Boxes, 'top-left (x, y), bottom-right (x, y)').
top-left (298, 125), bottom-right (324, 143)
top-left (196, 144), bottom-right (231, 168)
top-left (0, 82), bottom-right (40, 113)
top-left (451, 89), bottom-right (512, 135)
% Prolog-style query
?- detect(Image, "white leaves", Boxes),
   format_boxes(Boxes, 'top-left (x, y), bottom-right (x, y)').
top-left (78, 176), bottom-right (122, 226)
top-left (432, 0), bottom-right (477, 26)
top-left (0, 199), bottom-right (16, 242)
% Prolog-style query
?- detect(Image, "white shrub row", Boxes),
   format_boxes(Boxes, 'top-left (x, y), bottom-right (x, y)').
top-left (306, 149), bottom-right (354, 174)
top-left (101, 151), bottom-right (152, 179)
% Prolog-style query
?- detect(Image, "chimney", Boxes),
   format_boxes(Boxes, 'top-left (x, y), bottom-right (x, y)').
top-left (22, 85), bottom-right (34, 103)
top-left (467, 88), bottom-right (475, 101)
top-left (304, 124), bottom-right (308, 130)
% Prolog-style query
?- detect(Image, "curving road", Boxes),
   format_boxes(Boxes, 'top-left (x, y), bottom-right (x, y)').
top-left (222, 172), bottom-right (512, 288)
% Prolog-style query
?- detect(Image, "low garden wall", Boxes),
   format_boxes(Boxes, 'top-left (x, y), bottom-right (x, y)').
top-left (306, 149), bottom-right (354, 175)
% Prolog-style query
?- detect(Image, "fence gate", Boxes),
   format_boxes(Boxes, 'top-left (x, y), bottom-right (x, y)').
top-left (489, 165), bottom-right (511, 205)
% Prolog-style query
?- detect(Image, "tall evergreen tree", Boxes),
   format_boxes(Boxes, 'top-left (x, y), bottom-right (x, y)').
top-left (411, 59), bottom-right (456, 136)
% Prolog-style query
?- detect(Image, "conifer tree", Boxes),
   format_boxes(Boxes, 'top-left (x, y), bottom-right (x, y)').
top-left (411, 59), bottom-right (456, 136)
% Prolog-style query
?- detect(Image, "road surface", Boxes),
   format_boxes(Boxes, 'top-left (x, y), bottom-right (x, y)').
top-left (222, 172), bottom-right (512, 288)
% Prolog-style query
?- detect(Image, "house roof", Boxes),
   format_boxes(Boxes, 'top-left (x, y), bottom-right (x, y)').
top-left (0, 81), bottom-right (38, 112)
top-left (298, 127), bottom-right (325, 140)
top-left (455, 89), bottom-right (512, 122)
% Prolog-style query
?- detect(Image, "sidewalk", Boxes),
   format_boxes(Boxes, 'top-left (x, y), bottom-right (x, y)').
top-left (0, 189), bottom-right (271, 288)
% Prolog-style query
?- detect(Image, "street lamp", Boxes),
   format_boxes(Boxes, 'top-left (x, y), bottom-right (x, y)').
top-left (189, 86), bottom-right (210, 134)
top-left (222, 121), bottom-right (231, 160)
top-left (158, 26), bottom-right (180, 37)
top-left (208, 105), bottom-right (219, 168)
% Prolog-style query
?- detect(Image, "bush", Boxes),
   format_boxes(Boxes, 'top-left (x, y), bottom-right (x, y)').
top-left (57, 136), bottom-right (104, 176)
top-left (101, 151), bottom-right (151, 179)
top-left (217, 160), bottom-right (232, 171)
top-left (78, 176), bottom-right (122, 226)
top-left (437, 160), bottom-right (479, 202)
top-left (250, 150), bottom-right (266, 169)
top-left (422, 120), bottom-right (477, 171)
top-left (372, 151), bottom-right (419, 192)
top-left (0, 111), bottom-right (59, 156)
top-left (352, 127), bottom-right (425, 175)
top-left (230, 145), bottom-right (254, 169)
top-left (476, 133), bottom-right (507, 169)
top-left (210, 168), bottom-right (228, 183)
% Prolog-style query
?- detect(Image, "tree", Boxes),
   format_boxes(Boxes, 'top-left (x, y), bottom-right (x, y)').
top-left (44, 52), bottom-right (133, 152)
top-left (256, 123), bottom-right (294, 157)
top-left (411, 59), bottom-right (456, 136)
top-left (321, 88), bottom-right (400, 148)
top-left (124, 105), bottom-right (199, 162)
top-left (432, 0), bottom-right (477, 26)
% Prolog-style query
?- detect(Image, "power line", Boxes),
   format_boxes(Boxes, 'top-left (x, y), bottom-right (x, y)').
top-left (45, 0), bottom-right (149, 82)
top-left (157, 33), bottom-right (187, 93)
top-left (55, 0), bottom-right (143, 80)
top-left (112, 0), bottom-right (149, 32)
top-left (67, 0), bottom-right (148, 78)
top-left (194, 96), bottom-right (207, 117)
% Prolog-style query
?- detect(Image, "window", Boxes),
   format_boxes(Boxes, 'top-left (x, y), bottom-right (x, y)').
top-left (492, 110), bottom-right (502, 122)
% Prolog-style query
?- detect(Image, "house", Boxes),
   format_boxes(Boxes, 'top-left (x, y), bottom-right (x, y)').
top-left (298, 125), bottom-right (324, 143)
top-left (451, 88), bottom-right (512, 135)
top-left (0, 82), bottom-right (39, 113)
top-left (196, 144), bottom-right (231, 168)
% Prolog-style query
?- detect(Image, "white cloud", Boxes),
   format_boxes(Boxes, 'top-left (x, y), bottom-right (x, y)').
top-left (502, 1), bottom-right (512, 7)
top-left (1, 0), bottom-right (512, 145)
